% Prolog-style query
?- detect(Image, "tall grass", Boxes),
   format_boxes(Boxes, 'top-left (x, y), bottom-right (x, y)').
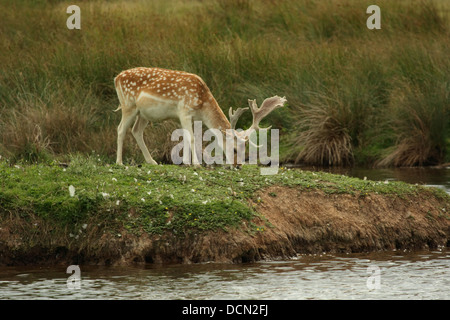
top-left (0, 0), bottom-right (448, 166)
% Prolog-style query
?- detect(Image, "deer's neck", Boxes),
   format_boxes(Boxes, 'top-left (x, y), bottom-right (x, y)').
top-left (202, 93), bottom-right (231, 131)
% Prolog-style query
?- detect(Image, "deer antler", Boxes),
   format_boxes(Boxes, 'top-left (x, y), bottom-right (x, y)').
top-left (229, 107), bottom-right (249, 130)
top-left (247, 96), bottom-right (287, 131)
top-left (228, 96), bottom-right (286, 148)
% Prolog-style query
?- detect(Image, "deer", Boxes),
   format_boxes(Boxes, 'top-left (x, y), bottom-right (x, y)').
top-left (113, 67), bottom-right (286, 165)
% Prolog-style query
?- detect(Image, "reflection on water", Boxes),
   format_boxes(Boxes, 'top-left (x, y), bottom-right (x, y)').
top-left (0, 250), bottom-right (449, 299)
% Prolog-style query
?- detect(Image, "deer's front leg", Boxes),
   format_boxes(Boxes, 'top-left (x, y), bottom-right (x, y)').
top-left (179, 114), bottom-right (201, 165)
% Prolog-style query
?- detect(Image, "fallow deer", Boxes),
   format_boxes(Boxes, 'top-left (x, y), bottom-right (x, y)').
top-left (114, 67), bottom-right (286, 165)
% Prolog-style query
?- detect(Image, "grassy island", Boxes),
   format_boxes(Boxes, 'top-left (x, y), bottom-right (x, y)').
top-left (1, 157), bottom-right (449, 265)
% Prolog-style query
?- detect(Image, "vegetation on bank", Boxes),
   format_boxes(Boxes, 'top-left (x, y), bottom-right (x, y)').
top-left (0, 0), bottom-right (449, 166)
top-left (1, 156), bottom-right (448, 244)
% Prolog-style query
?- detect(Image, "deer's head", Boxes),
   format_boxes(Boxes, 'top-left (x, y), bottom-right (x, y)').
top-left (227, 95), bottom-right (286, 165)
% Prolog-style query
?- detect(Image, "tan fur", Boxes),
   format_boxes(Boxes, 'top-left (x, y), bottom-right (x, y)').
top-left (114, 67), bottom-right (231, 165)
top-left (113, 67), bottom-right (285, 165)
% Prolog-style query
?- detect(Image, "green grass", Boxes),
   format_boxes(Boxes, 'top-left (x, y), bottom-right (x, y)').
top-left (1, 156), bottom-right (447, 240)
top-left (0, 0), bottom-right (449, 166)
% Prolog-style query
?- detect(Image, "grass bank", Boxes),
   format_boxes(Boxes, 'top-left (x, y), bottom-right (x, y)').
top-left (0, 0), bottom-right (449, 166)
top-left (1, 157), bottom-right (449, 265)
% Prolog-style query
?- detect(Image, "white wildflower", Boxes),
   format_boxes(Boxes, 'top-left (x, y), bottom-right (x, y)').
top-left (116, 200), bottom-right (120, 206)
top-left (101, 192), bottom-right (110, 199)
top-left (112, 177), bottom-right (117, 182)
top-left (69, 185), bottom-right (75, 197)
top-left (141, 198), bottom-right (145, 202)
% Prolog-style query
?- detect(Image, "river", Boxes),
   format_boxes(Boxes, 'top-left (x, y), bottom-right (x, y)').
top-left (0, 167), bottom-right (449, 300)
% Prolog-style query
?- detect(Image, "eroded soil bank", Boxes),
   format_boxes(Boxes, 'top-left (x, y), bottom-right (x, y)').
top-left (1, 186), bottom-right (449, 266)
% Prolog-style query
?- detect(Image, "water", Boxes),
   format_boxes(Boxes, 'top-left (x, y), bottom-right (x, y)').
top-left (0, 167), bottom-right (449, 300)
top-left (346, 167), bottom-right (450, 194)
top-left (0, 250), bottom-right (448, 299)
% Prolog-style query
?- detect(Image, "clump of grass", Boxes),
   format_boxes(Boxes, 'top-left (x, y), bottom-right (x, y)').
top-left (377, 80), bottom-right (449, 167)
top-left (290, 100), bottom-right (353, 166)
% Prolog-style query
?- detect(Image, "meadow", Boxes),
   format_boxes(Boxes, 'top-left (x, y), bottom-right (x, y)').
top-left (0, 0), bottom-right (449, 166)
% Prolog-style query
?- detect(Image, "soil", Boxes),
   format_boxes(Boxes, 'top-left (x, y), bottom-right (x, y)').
top-left (1, 186), bottom-right (449, 266)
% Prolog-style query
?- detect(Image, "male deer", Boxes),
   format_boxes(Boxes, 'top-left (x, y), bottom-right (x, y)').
top-left (114, 67), bottom-right (286, 165)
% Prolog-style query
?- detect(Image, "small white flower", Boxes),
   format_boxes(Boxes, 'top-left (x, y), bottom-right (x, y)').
top-left (202, 200), bottom-right (208, 204)
top-left (193, 172), bottom-right (198, 176)
top-left (112, 177), bottom-right (117, 182)
top-left (147, 191), bottom-right (152, 195)
top-left (69, 185), bottom-right (75, 197)
top-left (170, 194), bottom-right (174, 199)
top-left (141, 198), bottom-right (145, 202)
top-left (191, 189), bottom-right (196, 192)
top-left (134, 178), bottom-right (138, 182)
top-left (101, 192), bottom-right (110, 199)
top-left (82, 224), bottom-right (88, 229)
top-left (116, 200), bottom-right (120, 206)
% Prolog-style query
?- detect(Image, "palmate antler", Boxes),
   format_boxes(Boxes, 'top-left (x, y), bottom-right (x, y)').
top-left (229, 106), bottom-right (249, 130)
top-left (247, 95), bottom-right (287, 131)
top-left (229, 95), bottom-right (286, 130)
top-left (228, 96), bottom-right (286, 148)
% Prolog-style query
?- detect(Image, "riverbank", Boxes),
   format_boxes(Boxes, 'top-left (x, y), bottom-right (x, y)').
top-left (1, 158), bottom-right (449, 266)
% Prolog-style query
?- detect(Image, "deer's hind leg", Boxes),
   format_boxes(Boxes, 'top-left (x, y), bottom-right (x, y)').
top-left (132, 115), bottom-right (157, 165)
top-left (116, 107), bottom-right (138, 165)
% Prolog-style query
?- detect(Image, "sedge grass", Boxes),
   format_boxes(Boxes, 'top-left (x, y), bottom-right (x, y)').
top-left (0, 0), bottom-right (448, 166)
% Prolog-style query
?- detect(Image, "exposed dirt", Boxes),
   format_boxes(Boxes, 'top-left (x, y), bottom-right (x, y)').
top-left (1, 186), bottom-right (449, 266)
